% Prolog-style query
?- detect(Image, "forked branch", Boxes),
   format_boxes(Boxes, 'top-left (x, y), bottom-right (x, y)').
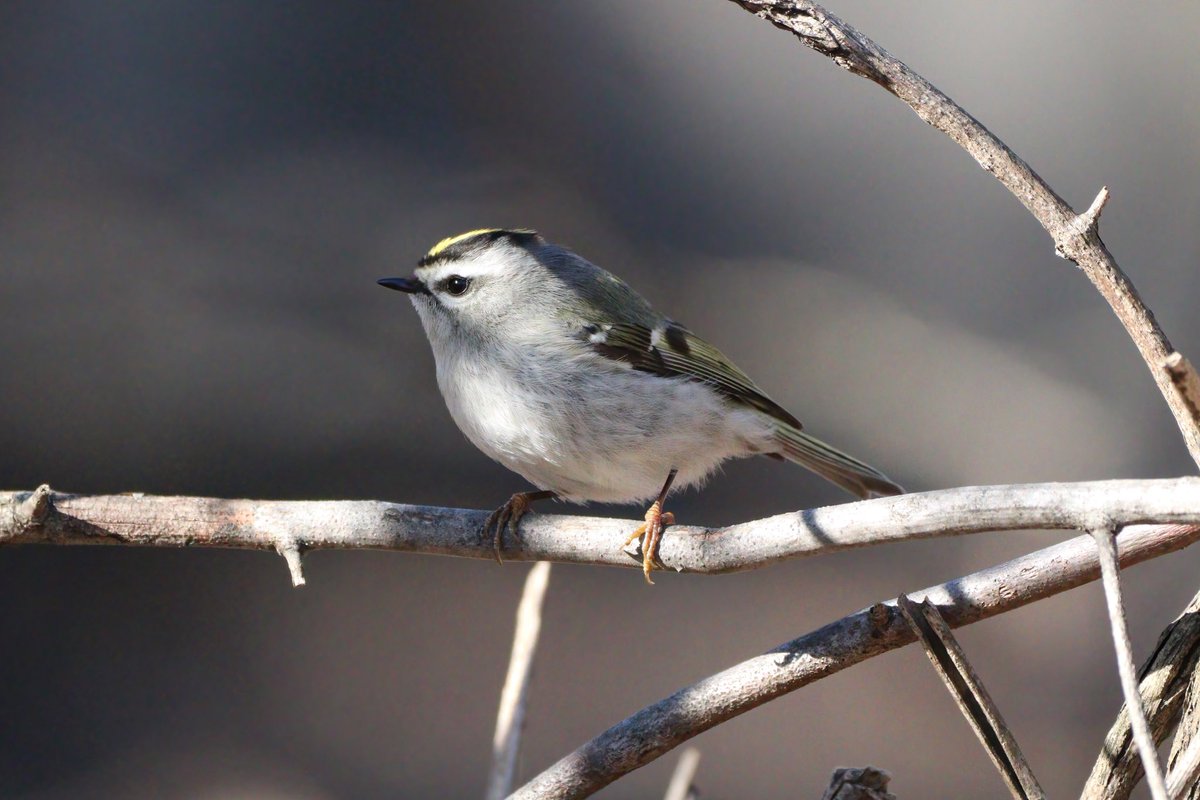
top-left (512, 523), bottom-right (1200, 798)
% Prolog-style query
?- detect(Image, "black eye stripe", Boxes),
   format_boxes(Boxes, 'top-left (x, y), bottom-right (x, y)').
top-left (440, 275), bottom-right (471, 296)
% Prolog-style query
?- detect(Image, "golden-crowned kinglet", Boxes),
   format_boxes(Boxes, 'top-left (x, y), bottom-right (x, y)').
top-left (379, 229), bottom-right (902, 582)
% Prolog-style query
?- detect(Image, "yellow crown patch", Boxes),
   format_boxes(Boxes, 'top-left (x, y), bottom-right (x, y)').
top-left (426, 229), bottom-right (504, 259)
top-left (424, 228), bottom-right (539, 260)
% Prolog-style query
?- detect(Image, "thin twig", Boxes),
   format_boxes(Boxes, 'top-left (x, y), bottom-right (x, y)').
top-left (727, 0), bottom-right (1200, 467)
top-left (5, 480), bottom-right (1200, 580)
top-left (511, 523), bottom-right (1200, 799)
top-left (662, 748), bottom-right (701, 800)
top-left (898, 596), bottom-right (1044, 800)
top-left (1081, 587), bottom-right (1200, 800)
top-left (1091, 527), bottom-right (1169, 800)
top-left (486, 561), bottom-right (553, 800)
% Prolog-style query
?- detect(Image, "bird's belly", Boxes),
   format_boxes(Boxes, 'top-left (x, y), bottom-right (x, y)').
top-left (438, 360), bottom-right (771, 504)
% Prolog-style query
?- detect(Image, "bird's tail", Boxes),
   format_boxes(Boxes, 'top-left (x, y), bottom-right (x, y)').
top-left (773, 423), bottom-right (903, 499)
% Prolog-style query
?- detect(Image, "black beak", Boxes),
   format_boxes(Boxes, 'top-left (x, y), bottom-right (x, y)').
top-left (377, 276), bottom-right (430, 295)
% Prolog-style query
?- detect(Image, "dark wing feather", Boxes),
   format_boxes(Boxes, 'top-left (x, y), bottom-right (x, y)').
top-left (587, 321), bottom-right (802, 429)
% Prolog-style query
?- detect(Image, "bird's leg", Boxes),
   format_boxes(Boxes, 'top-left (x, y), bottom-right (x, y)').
top-left (484, 490), bottom-right (557, 564)
top-left (622, 469), bottom-right (678, 584)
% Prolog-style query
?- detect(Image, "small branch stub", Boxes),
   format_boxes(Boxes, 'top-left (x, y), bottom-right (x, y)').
top-left (1059, 186), bottom-right (1111, 260)
top-left (276, 542), bottom-right (306, 587)
top-left (1081, 186), bottom-right (1111, 231)
top-left (18, 484), bottom-right (53, 528)
top-left (1164, 351), bottom-right (1200, 433)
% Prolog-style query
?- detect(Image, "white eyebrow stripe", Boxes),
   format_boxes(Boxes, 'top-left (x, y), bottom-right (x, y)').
top-left (416, 249), bottom-right (511, 284)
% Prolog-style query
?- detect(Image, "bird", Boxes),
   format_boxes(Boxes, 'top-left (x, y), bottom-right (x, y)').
top-left (378, 228), bottom-right (902, 582)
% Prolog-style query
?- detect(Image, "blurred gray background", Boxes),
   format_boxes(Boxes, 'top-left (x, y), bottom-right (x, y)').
top-left (3, 1), bottom-right (1199, 797)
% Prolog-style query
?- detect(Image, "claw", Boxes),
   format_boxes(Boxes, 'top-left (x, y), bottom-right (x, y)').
top-left (625, 501), bottom-right (675, 584)
top-left (482, 490), bottom-right (556, 564)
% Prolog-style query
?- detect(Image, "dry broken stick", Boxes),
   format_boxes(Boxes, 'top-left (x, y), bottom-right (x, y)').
top-left (727, 0), bottom-right (1200, 467)
top-left (511, 523), bottom-right (1200, 799)
top-left (898, 596), bottom-right (1044, 800)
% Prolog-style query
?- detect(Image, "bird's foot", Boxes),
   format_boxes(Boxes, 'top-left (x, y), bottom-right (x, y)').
top-left (483, 490), bottom-right (555, 564)
top-left (623, 500), bottom-right (675, 584)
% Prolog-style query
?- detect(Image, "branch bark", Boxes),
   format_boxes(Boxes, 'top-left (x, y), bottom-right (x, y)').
top-left (728, 0), bottom-right (1200, 468)
top-left (1167, 726), bottom-right (1200, 800)
top-left (512, 523), bottom-right (1200, 799)
top-left (5, 480), bottom-right (1200, 578)
top-left (1167, 656), bottom-right (1200, 800)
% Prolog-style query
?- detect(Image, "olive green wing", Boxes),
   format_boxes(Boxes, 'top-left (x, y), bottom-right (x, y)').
top-left (584, 320), bottom-right (802, 429)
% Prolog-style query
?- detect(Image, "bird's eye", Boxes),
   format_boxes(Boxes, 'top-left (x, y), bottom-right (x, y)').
top-left (442, 275), bottom-right (471, 296)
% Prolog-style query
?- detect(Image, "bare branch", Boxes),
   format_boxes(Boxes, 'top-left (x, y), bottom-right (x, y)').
top-left (1081, 587), bottom-right (1200, 800)
top-left (1090, 527), bottom-right (1169, 800)
top-left (5, 480), bottom-right (1200, 576)
top-left (486, 562), bottom-right (553, 800)
top-left (898, 596), bottom-right (1044, 800)
top-left (728, 0), bottom-right (1200, 467)
top-left (512, 523), bottom-right (1200, 799)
